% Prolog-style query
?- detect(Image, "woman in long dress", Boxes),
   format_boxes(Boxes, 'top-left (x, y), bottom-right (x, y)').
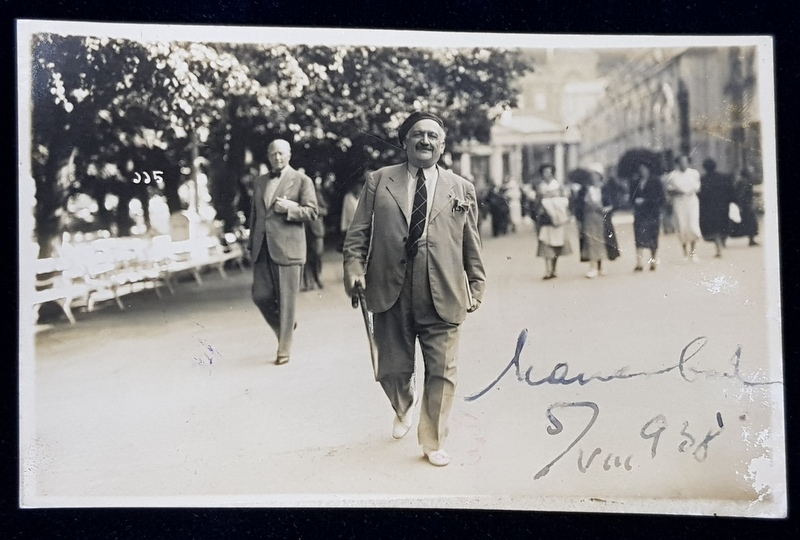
top-left (665, 154), bottom-right (702, 261)
top-left (534, 164), bottom-right (572, 280)
top-left (698, 157), bottom-right (736, 258)
top-left (575, 163), bottom-right (619, 278)
top-left (631, 161), bottom-right (665, 271)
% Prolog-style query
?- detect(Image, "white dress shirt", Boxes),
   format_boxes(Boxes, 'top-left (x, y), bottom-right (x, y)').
top-left (264, 166), bottom-right (288, 208)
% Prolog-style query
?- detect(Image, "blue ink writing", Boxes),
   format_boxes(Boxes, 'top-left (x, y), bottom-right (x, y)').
top-left (465, 330), bottom-right (781, 402)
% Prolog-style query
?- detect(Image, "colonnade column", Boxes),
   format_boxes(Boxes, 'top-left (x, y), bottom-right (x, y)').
top-left (459, 152), bottom-right (472, 180)
top-left (554, 142), bottom-right (565, 183)
top-left (490, 147), bottom-right (504, 186)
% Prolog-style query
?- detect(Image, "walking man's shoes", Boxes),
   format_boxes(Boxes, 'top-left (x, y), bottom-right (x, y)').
top-left (423, 447), bottom-right (451, 467)
top-left (392, 411), bottom-right (413, 439)
top-left (392, 391), bottom-right (417, 439)
top-left (275, 356), bottom-right (290, 365)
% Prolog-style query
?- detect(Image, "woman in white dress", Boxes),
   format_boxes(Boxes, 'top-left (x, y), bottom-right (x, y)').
top-left (503, 177), bottom-right (522, 232)
top-left (665, 154), bottom-right (702, 261)
top-left (534, 164), bottom-right (573, 279)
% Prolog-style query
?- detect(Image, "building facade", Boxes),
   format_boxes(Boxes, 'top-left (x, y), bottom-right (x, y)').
top-left (451, 49), bottom-right (602, 188)
top-left (577, 46), bottom-right (762, 178)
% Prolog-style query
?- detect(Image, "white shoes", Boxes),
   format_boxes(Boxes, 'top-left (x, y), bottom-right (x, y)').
top-left (392, 392), bottom-right (417, 440)
top-left (585, 269), bottom-right (598, 279)
top-left (423, 447), bottom-right (451, 467)
top-left (392, 412), bottom-right (413, 439)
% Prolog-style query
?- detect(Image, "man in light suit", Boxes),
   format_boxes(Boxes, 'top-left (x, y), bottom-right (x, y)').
top-left (343, 111), bottom-right (486, 466)
top-left (248, 139), bottom-right (318, 365)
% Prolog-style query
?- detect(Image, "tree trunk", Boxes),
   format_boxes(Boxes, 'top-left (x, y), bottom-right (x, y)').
top-left (35, 142), bottom-right (75, 258)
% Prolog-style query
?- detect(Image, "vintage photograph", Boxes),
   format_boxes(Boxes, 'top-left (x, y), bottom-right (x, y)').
top-left (18, 20), bottom-right (785, 516)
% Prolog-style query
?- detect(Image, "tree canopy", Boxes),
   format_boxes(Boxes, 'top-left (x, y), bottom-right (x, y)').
top-left (28, 33), bottom-right (532, 255)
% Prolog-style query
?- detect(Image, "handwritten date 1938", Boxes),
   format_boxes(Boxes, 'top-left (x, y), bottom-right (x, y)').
top-left (534, 402), bottom-right (724, 480)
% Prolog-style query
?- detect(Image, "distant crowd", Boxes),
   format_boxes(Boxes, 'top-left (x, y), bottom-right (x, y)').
top-left (477, 154), bottom-right (761, 279)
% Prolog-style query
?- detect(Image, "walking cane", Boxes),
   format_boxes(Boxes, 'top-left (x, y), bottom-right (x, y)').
top-left (351, 283), bottom-right (379, 380)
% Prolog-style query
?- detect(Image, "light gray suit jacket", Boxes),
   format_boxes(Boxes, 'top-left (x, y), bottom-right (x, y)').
top-left (248, 167), bottom-right (318, 265)
top-left (343, 163), bottom-right (485, 325)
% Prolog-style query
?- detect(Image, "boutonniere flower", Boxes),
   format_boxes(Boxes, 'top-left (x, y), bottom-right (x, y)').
top-left (452, 197), bottom-right (472, 213)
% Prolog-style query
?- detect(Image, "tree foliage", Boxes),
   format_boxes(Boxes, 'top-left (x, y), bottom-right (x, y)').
top-left (28, 33), bottom-right (532, 253)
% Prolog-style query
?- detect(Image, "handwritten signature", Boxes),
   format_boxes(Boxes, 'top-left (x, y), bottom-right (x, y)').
top-left (465, 329), bottom-right (781, 402)
top-left (533, 402), bottom-right (724, 480)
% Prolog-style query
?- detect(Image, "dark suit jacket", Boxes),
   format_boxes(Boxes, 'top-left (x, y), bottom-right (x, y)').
top-left (343, 163), bottom-right (486, 325)
top-left (248, 166), bottom-right (318, 265)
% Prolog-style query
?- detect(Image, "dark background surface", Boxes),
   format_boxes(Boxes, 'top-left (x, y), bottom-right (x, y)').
top-left (3, 1), bottom-right (798, 538)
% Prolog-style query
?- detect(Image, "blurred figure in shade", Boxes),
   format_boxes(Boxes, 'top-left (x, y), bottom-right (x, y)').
top-left (665, 154), bottom-right (702, 261)
top-left (730, 165), bottom-right (760, 246)
top-left (534, 164), bottom-right (573, 280)
top-left (485, 182), bottom-right (510, 237)
top-left (659, 151), bottom-right (677, 234)
top-left (338, 174), bottom-right (364, 252)
top-left (631, 160), bottom-right (666, 271)
top-left (520, 176), bottom-right (538, 225)
top-left (302, 176), bottom-right (328, 291)
top-left (698, 157), bottom-right (736, 258)
top-left (574, 163), bottom-right (620, 278)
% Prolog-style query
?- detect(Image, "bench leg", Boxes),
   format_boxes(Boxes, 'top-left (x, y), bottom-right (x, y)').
top-left (164, 276), bottom-right (176, 295)
top-left (114, 288), bottom-right (125, 310)
top-left (153, 280), bottom-right (164, 299)
top-left (217, 263), bottom-right (228, 279)
top-left (56, 298), bottom-right (77, 324)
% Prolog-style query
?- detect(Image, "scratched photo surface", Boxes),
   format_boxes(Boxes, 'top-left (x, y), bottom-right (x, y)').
top-left (18, 21), bottom-right (785, 516)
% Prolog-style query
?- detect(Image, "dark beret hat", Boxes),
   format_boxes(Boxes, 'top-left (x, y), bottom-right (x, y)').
top-left (397, 111), bottom-right (444, 144)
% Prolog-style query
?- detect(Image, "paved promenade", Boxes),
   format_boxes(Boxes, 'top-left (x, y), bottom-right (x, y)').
top-left (23, 215), bottom-right (785, 515)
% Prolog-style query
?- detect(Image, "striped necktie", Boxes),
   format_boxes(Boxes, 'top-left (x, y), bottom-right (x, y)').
top-left (406, 168), bottom-right (427, 257)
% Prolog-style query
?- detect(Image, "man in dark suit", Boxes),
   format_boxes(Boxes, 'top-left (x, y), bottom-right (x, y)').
top-left (343, 111), bottom-right (486, 466)
top-left (248, 139), bottom-right (318, 365)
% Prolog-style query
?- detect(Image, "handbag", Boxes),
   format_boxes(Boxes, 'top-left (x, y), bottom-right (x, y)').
top-left (728, 202), bottom-right (742, 224)
top-left (536, 209), bottom-right (553, 227)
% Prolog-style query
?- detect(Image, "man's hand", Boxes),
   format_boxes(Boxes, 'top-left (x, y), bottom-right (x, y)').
top-left (346, 274), bottom-right (366, 297)
top-left (274, 197), bottom-right (299, 214)
top-left (467, 299), bottom-right (481, 313)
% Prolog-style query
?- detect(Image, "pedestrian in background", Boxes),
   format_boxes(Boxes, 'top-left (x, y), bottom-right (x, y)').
top-left (485, 183), bottom-right (510, 237)
top-left (730, 165), bottom-right (760, 246)
top-left (665, 154), bottom-right (702, 261)
top-left (338, 176), bottom-right (362, 252)
top-left (247, 139), bottom-right (318, 365)
top-left (575, 163), bottom-right (619, 278)
top-left (698, 157), bottom-right (736, 258)
top-left (659, 152), bottom-right (677, 235)
top-left (343, 111), bottom-right (485, 467)
top-left (503, 176), bottom-right (522, 232)
top-left (534, 164), bottom-right (572, 280)
top-left (302, 176), bottom-right (328, 291)
top-left (631, 161), bottom-right (666, 271)
top-left (520, 178), bottom-right (538, 225)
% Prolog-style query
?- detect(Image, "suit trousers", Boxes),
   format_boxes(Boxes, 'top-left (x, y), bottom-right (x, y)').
top-left (373, 239), bottom-right (460, 451)
top-left (252, 239), bottom-right (301, 359)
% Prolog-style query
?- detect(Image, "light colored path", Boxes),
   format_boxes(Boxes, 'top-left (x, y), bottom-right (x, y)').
top-left (23, 215), bottom-right (784, 515)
